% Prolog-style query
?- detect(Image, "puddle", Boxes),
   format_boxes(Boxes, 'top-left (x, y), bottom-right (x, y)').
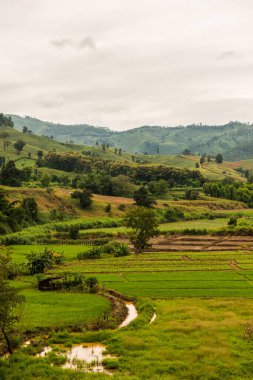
top-left (37, 343), bottom-right (113, 374)
top-left (119, 302), bottom-right (138, 328)
top-left (37, 346), bottom-right (52, 357)
top-left (150, 312), bottom-right (157, 324)
top-left (62, 343), bottom-right (112, 373)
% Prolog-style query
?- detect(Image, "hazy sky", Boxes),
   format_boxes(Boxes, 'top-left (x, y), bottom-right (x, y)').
top-left (1, 0), bottom-right (253, 130)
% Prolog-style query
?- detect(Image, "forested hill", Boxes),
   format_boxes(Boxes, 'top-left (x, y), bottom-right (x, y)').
top-left (9, 115), bottom-right (253, 160)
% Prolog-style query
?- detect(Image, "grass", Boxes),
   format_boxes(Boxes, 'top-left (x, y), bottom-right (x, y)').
top-left (20, 289), bottom-right (110, 330)
top-left (3, 298), bottom-right (253, 379)
top-left (9, 277), bottom-right (111, 331)
top-left (12, 245), bottom-right (92, 264)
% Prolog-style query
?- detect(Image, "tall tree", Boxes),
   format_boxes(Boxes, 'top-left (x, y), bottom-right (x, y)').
top-left (13, 139), bottom-right (26, 155)
top-left (124, 206), bottom-right (159, 253)
top-left (215, 153), bottom-right (223, 164)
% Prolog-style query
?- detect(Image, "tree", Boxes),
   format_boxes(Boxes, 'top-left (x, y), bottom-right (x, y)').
top-left (69, 225), bottom-right (79, 240)
top-left (134, 186), bottom-right (156, 208)
top-left (200, 156), bottom-right (206, 165)
top-left (40, 174), bottom-right (50, 187)
top-left (13, 139), bottom-right (26, 155)
top-left (215, 153), bottom-right (223, 164)
top-left (37, 150), bottom-right (43, 159)
top-left (0, 113), bottom-right (13, 128)
top-left (0, 132), bottom-right (10, 150)
top-left (105, 203), bottom-right (111, 213)
top-left (85, 277), bottom-right (98, 293)
top-left (124, 206), bottom-right (159, 253)
top-left (0, 161), bottom-right (22, 187)
top-left (185, 189), bottom-right (199, 200)
top-left (71, 189), bottom-right (93, 209)
top-left (0, 248), bottom-right (25, 354)
top-left (22, 126), bottom-right (28, 134)
top-left (21, 197), bottom-right (38, 222)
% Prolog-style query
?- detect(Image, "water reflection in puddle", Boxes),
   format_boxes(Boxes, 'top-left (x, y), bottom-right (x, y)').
top-left (37, 343), bottom-right (113, 374)
top-left (63, 343), bottom-right (111, 372)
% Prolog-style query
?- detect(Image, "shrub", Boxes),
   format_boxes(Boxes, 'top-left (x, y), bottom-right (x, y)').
top-left (69, 225), bottom-right (79, 240)
top-left (163, 207), bottom-right (184, 222)
top-left (105, 203), bottom-right (112, 213)
top-left (77, 247), bottom-right (102, 260)
top-left (228, 216), bottom-right (237, 227)
top-left (103, 241), bottom-right (130, 257)
top-left (26, 248), bottom-right (64, 274)
top-left (118, 204), bottom-right (126, 211)
top-left (85, 277), bottom-right (98, 293)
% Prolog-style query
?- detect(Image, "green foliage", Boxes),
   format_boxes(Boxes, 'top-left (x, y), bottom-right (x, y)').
top-left (85, 277), bottom-right (98, 293)
top-left (69, 225), bottom-right (79, 240)
top-left (0, 113), bottom-right (13, 127)
top-left (228, 216), bottom-right (237, 226)
top-left (0, 248), bottom-right (25, 353)
top-left (163, 207), bottom-right (184, 222)
top-left (70, 189), bottom-right (93, 209)
top-left (0, 161), bottom-right (31, 187)
top-left (40, 173), bottom-right (50, 187)
top-left (77, 247), bottom-right (101, 260)
top-left (134, 186), bottom-right (156, 208)
top-left (25, 247), bottom-right (64, 274)
top-left (215, 153), bottom-right (223, 164)
top-left (13, 139), bottom-right (26, 154)
top-left (103, 241), bottom-right (130, 257)
top-left (105, 203), bottom-right (112, 213)
top-left (147, 179), bottom-right (168, 197)
top-left (185, 188), bottom-right (199, 200)
top-left (204, 181), bottom-right (253, 205)
top-left (21, 197), bottom-right (38, 223)
top-left (124, 206), bottom-right (159, 252)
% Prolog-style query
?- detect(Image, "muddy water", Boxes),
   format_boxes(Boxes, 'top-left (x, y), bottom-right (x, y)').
top-left (62, 343), bottom-right (108, 372)
top-left (119, 302), bottom-right (138, 328)
top-left (37, 346), bottom-right (52, 357)
top-left (150, 312), bottom-right (157, 324)
top-left (37, 343), bottom-right (113, 373)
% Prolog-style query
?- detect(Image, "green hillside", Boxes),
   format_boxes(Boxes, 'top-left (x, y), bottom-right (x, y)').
top-left (8, 114), bottom-right (253, 160)
top-left (0, 124), bottom-right (247, 182)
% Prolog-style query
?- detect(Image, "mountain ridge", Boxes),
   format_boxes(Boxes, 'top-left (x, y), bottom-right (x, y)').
top-left (8, 114), bottom-right (253, 160)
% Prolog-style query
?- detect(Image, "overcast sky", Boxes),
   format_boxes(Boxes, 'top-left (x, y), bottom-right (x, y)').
top-left (1, 0), bottom-right (253, 130)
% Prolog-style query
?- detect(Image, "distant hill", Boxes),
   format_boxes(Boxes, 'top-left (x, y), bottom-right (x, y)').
top-left (0, 123), bottom-right (247, 182)
top-left (7, 115), bottom-right (253, 160)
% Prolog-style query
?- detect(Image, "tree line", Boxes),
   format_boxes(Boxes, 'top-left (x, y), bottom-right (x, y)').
top-left (204, 182), bottom-right (253, 205)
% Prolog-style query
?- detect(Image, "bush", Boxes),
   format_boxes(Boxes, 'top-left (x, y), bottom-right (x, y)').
top-left (69, 225), bottom-right (79, 240)
top-left (26, 248), bottom-right (64, 274)
top-left (118, 204), bottom-right (126, 211)
top-left (77, 247), bottom-right (102, 260)
top-left (228, 216), bottom-right (237, 227)
top-left (105, 203), bottom-right (112, 213)
top-left (103, 241), bottom-right (130, 257)
top-left (163, 207), bottom-right (184, 222)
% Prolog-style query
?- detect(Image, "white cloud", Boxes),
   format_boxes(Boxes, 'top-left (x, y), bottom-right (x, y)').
top-left (1, 0), bottom-right (253, 130)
